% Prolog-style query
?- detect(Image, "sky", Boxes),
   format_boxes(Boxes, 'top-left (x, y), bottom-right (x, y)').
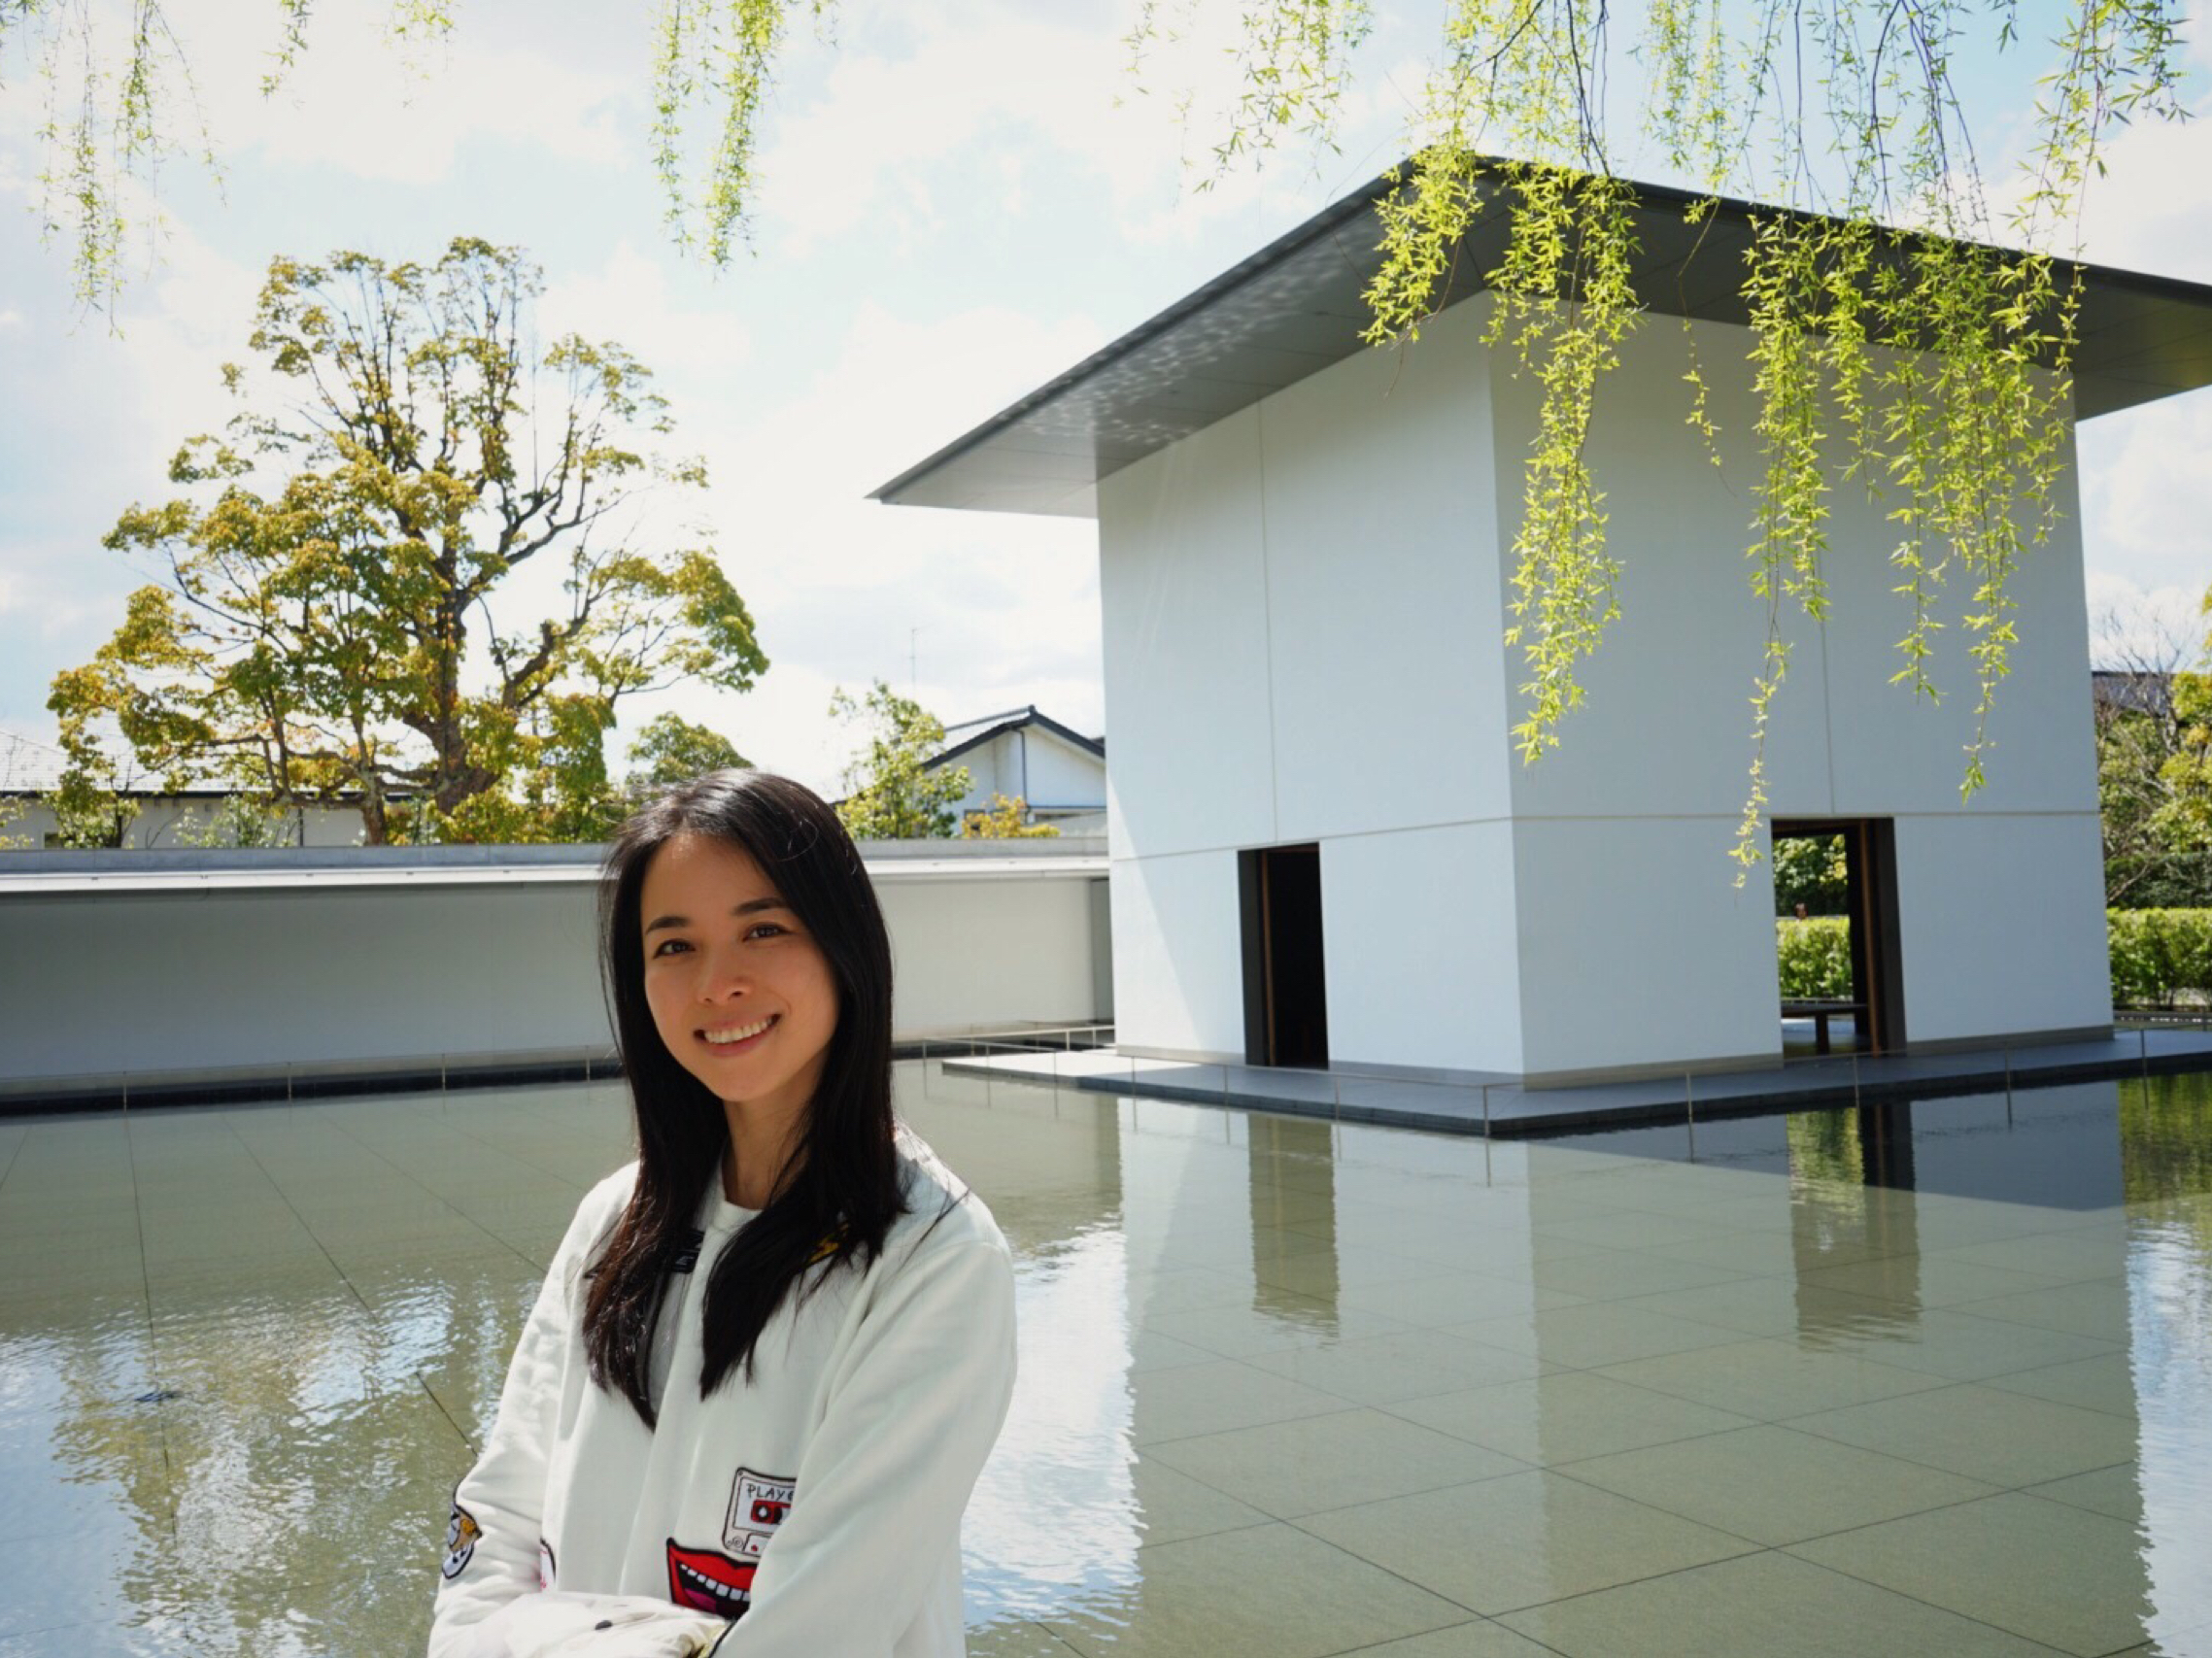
top-left (1, 0), bottom-right (2208, 800)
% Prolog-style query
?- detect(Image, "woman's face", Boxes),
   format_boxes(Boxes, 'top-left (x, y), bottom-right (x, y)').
top-left (638, 831), bottom-right (841, 1119)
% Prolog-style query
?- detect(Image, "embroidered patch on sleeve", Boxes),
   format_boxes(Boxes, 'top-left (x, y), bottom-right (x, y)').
top-left (724, 1468), bottom-right (796, 1558)
top-left (442, 1500), bottom-right (482, 1580)
top-left (667, 1538), bottom-right (758, 1619)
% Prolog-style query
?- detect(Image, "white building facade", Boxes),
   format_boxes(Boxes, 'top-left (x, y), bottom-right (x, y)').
top-left (879, 176), bottom-right (2212, 1087)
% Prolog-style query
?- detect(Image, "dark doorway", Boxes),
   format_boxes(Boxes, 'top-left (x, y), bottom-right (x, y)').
top-left (1240, 845), bottom-right (1330, 1069)
top-left (1772, 817), bottom-right (1906, 1056)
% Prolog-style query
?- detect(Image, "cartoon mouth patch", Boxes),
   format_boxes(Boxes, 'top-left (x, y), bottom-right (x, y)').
top-left (666, 1539), bottom-right (757, 1617)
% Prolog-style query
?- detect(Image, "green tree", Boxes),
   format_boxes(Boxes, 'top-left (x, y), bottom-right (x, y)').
top-left (41, 721), bottom-right (143, 849)
top-left (170, 795), bottom-right (300, 849)
top-left (963, 794), bottom-right (1061, 840)
top-left (831, 681), bottom-right (970, 840)
top-left (2092, 601), bottom-right (2212, 907)
top-left (1772, 833), bottom-right (1849, 917)
top-left (10, 3), bottom-right (2188, 873)
top-left (625, 712), bottom-right (752, 797)
top-left (48, 238), bottom-right (767, 847)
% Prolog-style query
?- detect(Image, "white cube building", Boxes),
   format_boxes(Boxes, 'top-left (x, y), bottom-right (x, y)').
top-left (877, 175), bottom-right (2212, 1086)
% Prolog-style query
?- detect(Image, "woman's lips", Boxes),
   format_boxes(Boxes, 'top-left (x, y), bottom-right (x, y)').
top-left (698, 1014), bottom-right (777, 1055)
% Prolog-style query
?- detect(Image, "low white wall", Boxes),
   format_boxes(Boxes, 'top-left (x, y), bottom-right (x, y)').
top-left (0, 841), bottom-right (1109, 1096)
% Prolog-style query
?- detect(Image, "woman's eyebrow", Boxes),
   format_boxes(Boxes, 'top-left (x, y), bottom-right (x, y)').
top-left (643, 897), bottom-right (788, 934)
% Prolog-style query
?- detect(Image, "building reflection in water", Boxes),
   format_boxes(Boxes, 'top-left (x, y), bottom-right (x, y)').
top-left (1787, 1101), bottom-right (1923, 1341)
top-left (938, 1081), bottom-right (1139, 1626)
top-left (1247, 1116), bottom-right (1339, 1327)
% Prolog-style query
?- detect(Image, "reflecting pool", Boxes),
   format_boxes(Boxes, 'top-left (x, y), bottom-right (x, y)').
top-left (1, 1065), bottom-right (2208, 1655)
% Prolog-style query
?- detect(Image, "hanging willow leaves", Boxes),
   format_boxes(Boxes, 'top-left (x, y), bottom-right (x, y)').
top-left (5, 0), bottom-right (2192, 871)
top-left (1130, 0), bottom-right (2184, 879)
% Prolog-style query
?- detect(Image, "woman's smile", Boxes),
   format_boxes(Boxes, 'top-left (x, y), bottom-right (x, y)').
top-left (700, 1013), bottom-right (779, 1051)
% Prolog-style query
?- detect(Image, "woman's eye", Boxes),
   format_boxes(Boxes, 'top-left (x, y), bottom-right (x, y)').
top-left (746, 923), bottom-right (787, 941)
top-left (650, 938), bottom-right (691, 958)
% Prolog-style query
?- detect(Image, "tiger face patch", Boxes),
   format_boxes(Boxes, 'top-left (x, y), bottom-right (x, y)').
top-left (442, 1500), bottom-right (482, 1580)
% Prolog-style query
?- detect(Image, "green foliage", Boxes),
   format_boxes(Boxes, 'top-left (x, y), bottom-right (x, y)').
top-left (2106, 910), bottom-right (2212, 1009)
top-left (1773, 833), bottom-right (1848, 917)
top-left (1127, 0), bottom-right (2184, 880)
top-left (831, 680), bottom-right (969, 839)
top-left (45, 708), bottom-right (143, 848)
top-left (625, 713), bottom-right (751, 797)
top-left (2096, 594), bottom-right (2212, 907)
top-left (962, 795), bottom-right (1061, 839)
top-left (2120, 1073), bottom-right (2212, 1213)
top-left (170, 795), bottom-right (298, 849)
top-left (49, 238), bottom-right (766, 846)
top-left (1775, 917), bottom-right (1854, 1000)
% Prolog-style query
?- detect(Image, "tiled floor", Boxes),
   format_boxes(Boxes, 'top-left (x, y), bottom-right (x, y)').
top-left (2, 1066), bottom-right (2209, 1655)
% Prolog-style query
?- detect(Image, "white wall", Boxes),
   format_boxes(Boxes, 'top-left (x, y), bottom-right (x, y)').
top-left (1104, 848), bottom-right (1245, 1059)
top-left (1098, 300), bottom-right (1522, 1066)
top-left (0, 850), bottom-right (1110, 1095)
top-left (1891, 813), bottom-right (2113, 1043)
top-left (1321, 821), bottom-right (1525, 1074)
top-left (1096, 288), bottom-right (2109, 1077)
top-left (874, 872), bottom-right (1101, 1035)
top-left (1511, 818), bottom-right (1782, 1080)
top-left (1484, 318), bottom-right (2106, 1064)
top-left (1100, 411), bottom-right (1279, 861)
top-left (1257, 306), bottom-right (1512, 841)
top-left (1490, 324), bottom-right (2096, 826)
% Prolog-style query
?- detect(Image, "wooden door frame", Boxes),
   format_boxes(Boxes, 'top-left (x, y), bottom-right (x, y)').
top-left (1773, 817), bottom-right (1908, 1055)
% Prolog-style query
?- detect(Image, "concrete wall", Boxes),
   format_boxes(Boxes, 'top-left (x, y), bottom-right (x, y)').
top-left (0, 841), bottom-right (1110, 1096)
top-left (1096, 289), bottom-right (2110, 1080)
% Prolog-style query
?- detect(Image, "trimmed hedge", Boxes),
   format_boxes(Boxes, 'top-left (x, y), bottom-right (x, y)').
top-left (1776, 917), bottom-right (1854, 1000)
top-left (2107, 909), bottom-right (2212, 1009)
top-left (1780, 909), bottom-right (2212, 1008)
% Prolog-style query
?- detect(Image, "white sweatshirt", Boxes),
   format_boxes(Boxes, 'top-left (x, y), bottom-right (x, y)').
top-left (428, 1129), bottom-right (1018, 1658)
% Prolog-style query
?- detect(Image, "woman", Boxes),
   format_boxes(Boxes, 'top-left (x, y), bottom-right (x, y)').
top-left (429, 771), bottom-right (1018, 1658)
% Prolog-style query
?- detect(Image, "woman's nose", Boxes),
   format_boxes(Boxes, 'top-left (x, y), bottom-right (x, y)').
top-left (698, 950), bottom-right (752, 999)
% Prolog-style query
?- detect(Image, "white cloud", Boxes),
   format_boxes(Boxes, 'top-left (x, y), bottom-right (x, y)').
top-left (618, 298), bottom-right (1110, 792)
top-left (2084, 570), bottom-right (2208, 671)
top-left (210, 2), bottom-right (632, 186)
top-left (745, 0), bottom-right (1403, 258)
top-left (539, 241), bottom-right (754, 377)
top-left (2079, 389), bottom-right (2212, 593)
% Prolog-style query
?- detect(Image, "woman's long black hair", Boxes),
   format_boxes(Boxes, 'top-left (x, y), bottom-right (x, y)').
top-left (584, 769), bottom-right (905, 1427)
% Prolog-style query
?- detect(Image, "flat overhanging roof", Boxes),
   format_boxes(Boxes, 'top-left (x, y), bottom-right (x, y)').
top-left (871, 167), bottom-right (2212, 520)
